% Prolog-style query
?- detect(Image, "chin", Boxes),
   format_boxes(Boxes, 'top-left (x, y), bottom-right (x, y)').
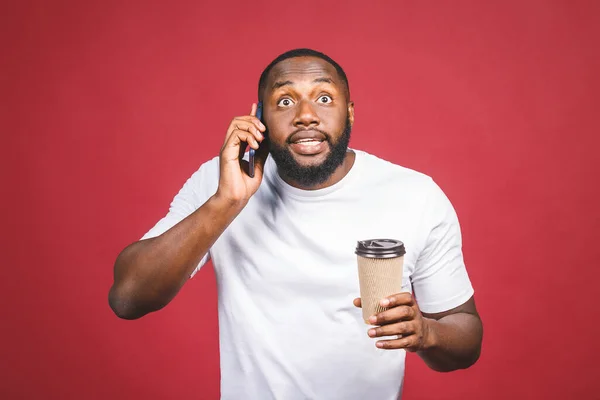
top-left (290, 151), bottom-right (330, 167)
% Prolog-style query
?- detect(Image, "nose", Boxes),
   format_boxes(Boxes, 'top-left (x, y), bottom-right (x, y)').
top-left (293, 100), bottom-right (320, 128)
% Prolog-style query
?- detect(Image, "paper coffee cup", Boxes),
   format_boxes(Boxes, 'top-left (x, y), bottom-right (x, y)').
top-left (355, 239), bottom-right (406, 324)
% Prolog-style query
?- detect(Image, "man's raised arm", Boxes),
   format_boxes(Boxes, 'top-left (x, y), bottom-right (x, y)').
top-left (108, 104), bottom-right (268, 319)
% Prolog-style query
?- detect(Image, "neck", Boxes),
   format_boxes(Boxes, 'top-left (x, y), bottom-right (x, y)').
top-left (277, 150), bottom-right (356, 190)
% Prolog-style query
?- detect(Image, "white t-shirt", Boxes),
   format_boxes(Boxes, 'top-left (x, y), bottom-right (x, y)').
top-left (142, 149), bottom-right (474, 400)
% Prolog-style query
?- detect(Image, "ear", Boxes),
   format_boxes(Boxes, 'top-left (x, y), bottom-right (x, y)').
top-left (347, 101), bottom-right (355, 126)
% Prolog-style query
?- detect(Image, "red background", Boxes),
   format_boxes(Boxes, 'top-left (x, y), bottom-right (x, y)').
top-left (2, 1), bottom-right (599, 399)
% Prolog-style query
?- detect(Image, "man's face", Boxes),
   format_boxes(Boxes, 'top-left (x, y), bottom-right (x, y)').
top-left (261, 56), bottom-right (355, 187)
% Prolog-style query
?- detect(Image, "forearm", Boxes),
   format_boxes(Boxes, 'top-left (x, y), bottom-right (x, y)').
top-left (418, 312), bottom-right (483, 372)
top-left (109, 193), bottom-right (245, 319)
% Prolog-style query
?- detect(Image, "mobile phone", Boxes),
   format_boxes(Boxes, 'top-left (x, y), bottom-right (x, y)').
top-left (248, 101), bottom-right (263, 178)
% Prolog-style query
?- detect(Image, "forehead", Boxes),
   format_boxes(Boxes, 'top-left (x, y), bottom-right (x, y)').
top-left (266, 56), bottom-right (341, 88)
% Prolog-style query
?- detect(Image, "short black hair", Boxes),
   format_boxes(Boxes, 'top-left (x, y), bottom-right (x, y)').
top-left (258, 48), bottom-right (350, 101)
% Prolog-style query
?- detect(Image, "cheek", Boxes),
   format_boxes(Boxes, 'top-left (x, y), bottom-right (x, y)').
top-left (319, 106), bottom-right (346, 124)
top-left (264, 126), bottom-right (285, 145)
top-left (265, 117), bottom-right (290, 139)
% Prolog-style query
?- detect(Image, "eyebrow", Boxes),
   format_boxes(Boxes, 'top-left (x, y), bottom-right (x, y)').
top-left (271, 77), bottom-right (335, 90)
top-left (313, 77), bottom-right (334, 85)
top-left (272, 80), bottom-right (293, 90)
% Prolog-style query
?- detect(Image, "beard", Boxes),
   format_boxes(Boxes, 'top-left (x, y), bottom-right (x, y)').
top-left (268, 117), bottom-right (352, 188)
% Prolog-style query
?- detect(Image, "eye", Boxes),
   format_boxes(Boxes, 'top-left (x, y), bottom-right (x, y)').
top-left (318, 95), bottom-right (332, 104)
top-left (277, 98), bottom-right (294, 107)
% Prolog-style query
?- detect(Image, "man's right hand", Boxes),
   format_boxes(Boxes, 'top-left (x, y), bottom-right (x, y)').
top-left (216, 103), bottom-right (268, 204)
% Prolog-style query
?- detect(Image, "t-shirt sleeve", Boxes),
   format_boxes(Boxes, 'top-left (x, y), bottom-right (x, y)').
top-left (140, 157), bottom-right (219, 278)
top-left (411, 179), bottom-right (474, 314)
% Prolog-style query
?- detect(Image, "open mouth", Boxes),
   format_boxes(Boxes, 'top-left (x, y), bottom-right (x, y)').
top-left (293, 138), bottom-right (324, 146)
top-left (289, 132), bottom-right (328, 155)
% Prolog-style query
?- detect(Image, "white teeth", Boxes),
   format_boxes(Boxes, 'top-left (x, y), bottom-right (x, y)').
top-left (296, 139), bottom-right (321, 144)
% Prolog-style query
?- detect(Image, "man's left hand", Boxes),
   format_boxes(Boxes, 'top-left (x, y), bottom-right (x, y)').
top-left (353, 292), bottom-right (433, 351)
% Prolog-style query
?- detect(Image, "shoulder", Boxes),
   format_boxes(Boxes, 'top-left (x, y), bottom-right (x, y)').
top-left (354, 149), bottom-right (439, 196)
top-left (173, 155), bottom-right (221, 200)
top-left (188, 155), bottom-right (220, 182)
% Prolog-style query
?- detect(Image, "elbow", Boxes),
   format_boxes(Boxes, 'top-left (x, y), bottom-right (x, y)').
top-left (108, 285), bottom-right (145, 320)
top-left (464, 346), bottom-right (482, 369)
top-left (453, 341), bottom-right (483, 372)
top-left (108, 282), bottom-right (169, 320)
top-left (451, 345), bottom-right (483, 372)
top-left (452, 349), bottom-right (481, 372)
top-left (427, 353), bottom-right (481, 373)
top-left (423, 342), bottom-right (483, 373)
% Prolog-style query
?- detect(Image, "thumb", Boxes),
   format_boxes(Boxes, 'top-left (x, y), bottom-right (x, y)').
top-left (353, 298), bottom-right (362, 308)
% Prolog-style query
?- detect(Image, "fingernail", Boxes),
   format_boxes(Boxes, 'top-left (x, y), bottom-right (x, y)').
top-left (369, 316), bottom-right (377, 324)
top-left (368, 329), bottom-right (376, 337)
top-left (376, 342), bottom-right (384, 348)
top-left (381, 299), bottom-right (390, 307)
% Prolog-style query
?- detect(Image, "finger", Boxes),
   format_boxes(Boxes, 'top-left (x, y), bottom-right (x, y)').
top-left (224, 118), bottom-right (264, 144)
top-left (230, 121), bottom-right (264, 141)
top-left (353, 298), bottom-right (362, 308)
top-left (222, 130), bottom-right (259, 160)
top-left (232, 115), bottom-right (266, 133)
top-left (369, 305), bottom-right (415, 325)
top-left (230, 127), bottom-right (260, 148)
top-left (376, 335), bottom-right (419, 351)
top-left (248, 102), bottom-right (266, 133)
top-left (367, 321), bottom-right (415, 338)
top-left (380, 292), bottom-right (414, 308)
top-left (223, 129), bottom-right (257, 149)
top-left (232, 130), bottom-right (260, 150)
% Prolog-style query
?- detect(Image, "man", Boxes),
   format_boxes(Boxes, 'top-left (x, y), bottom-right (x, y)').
top-left (109, 48), bottom-right (483, 399)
